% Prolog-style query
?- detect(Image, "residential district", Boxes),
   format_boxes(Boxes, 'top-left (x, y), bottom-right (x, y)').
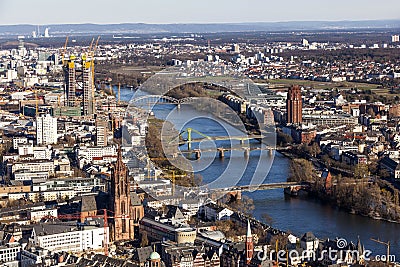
top-left (0, 31), bottom-right (399, 267)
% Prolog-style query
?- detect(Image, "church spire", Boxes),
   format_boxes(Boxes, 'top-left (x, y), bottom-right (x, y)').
top-left (245, 220), bottom-right (253, 265)
top-left (247, 219), bottom-right (252, 238)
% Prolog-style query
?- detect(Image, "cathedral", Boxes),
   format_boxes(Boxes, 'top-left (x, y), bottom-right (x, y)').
top-left (109, 144), bottom-right (144, 242)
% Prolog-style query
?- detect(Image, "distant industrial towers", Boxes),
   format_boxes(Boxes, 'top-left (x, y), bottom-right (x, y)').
top-left (286, 85), bottom-right (302, 124)
top-left (31, 26), bottom-right (50, 38)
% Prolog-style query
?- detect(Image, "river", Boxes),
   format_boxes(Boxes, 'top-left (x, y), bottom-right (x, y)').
top-left (116, 86), bottom-right (400, 259)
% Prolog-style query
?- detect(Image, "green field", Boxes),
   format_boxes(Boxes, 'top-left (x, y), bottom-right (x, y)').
top-left (261, 79), bottom-right (382, 91)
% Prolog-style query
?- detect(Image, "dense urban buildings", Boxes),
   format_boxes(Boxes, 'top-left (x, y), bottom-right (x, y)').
top-left (0, 21), bottom-right (399, 267)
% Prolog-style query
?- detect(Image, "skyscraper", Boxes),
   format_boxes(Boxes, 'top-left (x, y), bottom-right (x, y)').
top-left (36, 114), bottom-right (58, 145)
top-left (110, 145), bottom-right (135, 241)
top-left (286, 85), bottom-right (302, 124)
top-left (65, 55), bottom-right (76, 107)
top-left (82, 57), bottom-right (94, 116)
top-left (96, 117), bottom-right (108, 147)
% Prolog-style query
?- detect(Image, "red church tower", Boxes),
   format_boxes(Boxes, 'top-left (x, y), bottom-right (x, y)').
top-left (245, 220), bottom-right (254, 265)
top-left (110, 145), bottom-right (135, 241)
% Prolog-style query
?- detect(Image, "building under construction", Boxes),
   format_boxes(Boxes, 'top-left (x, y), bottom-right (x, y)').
top-left (82, 55), bottom-right (95, 116)
top-left (63, 37), bottom-right (99, 116)
top-left (64, 55), bottom-right (77, 108)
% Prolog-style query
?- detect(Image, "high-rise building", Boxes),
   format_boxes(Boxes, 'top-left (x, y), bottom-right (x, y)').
top-left (110, 145), bottom-right (135, 241)
top-left (36, 114), bottom-right (57, 145)
top-left (96, 117), bottom-right (108, 147)
top-left (286, 85), bottom-right (302, 124)
top-left (392, 35), bottom-right (400, 43)
top-left (232, 44), bottom-right (240, 53)
top-left (65, 55), bottom-right (76, 107)
top-left (82, 57), bottom-right (95, 116)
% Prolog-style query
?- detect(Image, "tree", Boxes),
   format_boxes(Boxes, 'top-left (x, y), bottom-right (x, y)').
top-left (288, 159), bottom-right (314, 182)
top-left (261, 212), bottom-right (274, 225)
top-left (277, 132), bottom-right (293, 146)
top-left (140, 231), bottom-right (149, 247)
top-left (226, 195), bottom-right (255, 216)
top-left (354, 163), bottom-right (369, 180)
top-left (309, 142), bottom-right (321, 157)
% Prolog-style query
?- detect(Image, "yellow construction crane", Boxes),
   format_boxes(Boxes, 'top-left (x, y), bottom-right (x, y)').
top-left (371, 238), bottom-right (391, 263)
top-left (88, 37), bottom-right (95, 53)
top-left (61, 36), bottom-right (69, 66)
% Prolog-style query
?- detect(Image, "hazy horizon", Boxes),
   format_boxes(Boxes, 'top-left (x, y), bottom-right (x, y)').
top-left (0, 0), bottom-right (399, 25)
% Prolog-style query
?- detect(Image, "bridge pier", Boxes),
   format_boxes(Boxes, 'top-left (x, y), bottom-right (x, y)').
top-left (243, 148), bottom-right (250, 158)
top-left (268, 148), bottom-right (273, 156)
top-left (194, 150), bottom-right (201, 160)
top-left (218, 148), bottom-right (225, 158)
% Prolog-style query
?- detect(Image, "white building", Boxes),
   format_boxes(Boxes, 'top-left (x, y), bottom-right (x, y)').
top-left (76, 146), bottom-right (117, 166)
top-left (0, 243), bottom-right (21, 267)
top-left (30, 221), bottom-right (108, 253)
top-left (204, 203), bottom-right (234, 221)
top-left (392, 35), bottom-right (399, 43)
top-left (28, 208), bottom-right (58, 222)
top-left (11, 160), bottom-right (55, 176)
top-left (36, 114), bottom-right (57, 145)
top-left (14, 170), bottom-right (49, 181)
top-left (13, 136), bottom-right (29, 150)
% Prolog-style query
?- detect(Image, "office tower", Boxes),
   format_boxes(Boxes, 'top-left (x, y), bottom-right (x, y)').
top-left (286, 85), bottom-right (302, 124)
top-left (36, 114), bottom-right (58, 145)
top-left (82, 57), bottom-right (94, 116)
top-left (96, 117), bottom-right (108, 147)
top-left (65, 55), bottom-right (76, 107)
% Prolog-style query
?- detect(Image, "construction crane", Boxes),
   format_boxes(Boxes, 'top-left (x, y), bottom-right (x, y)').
top-left (371, 238), bottom-right (391, 263)
top-left (61, 36), bottom-right (69, 66)
top-left (88, 37), bottom-right (95, 53)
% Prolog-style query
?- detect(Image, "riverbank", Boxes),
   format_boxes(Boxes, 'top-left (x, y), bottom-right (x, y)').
top-left (280, 147), bottom-right (400, 224)
top-left (117, 86), bottom-right (400, 259)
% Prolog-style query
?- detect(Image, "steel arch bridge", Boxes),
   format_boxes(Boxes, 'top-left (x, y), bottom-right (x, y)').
top-left (130, 95), bottom-right (205, 106)
top-left (130, 95), bottom-right (179, 105)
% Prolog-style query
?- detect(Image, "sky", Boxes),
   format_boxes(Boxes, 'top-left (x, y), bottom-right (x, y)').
top-left (0, 0), bottom-right (399, 25)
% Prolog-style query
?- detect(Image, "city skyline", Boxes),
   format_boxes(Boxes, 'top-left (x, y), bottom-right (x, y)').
top-left (0, 0), bottom-right (399, 25)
